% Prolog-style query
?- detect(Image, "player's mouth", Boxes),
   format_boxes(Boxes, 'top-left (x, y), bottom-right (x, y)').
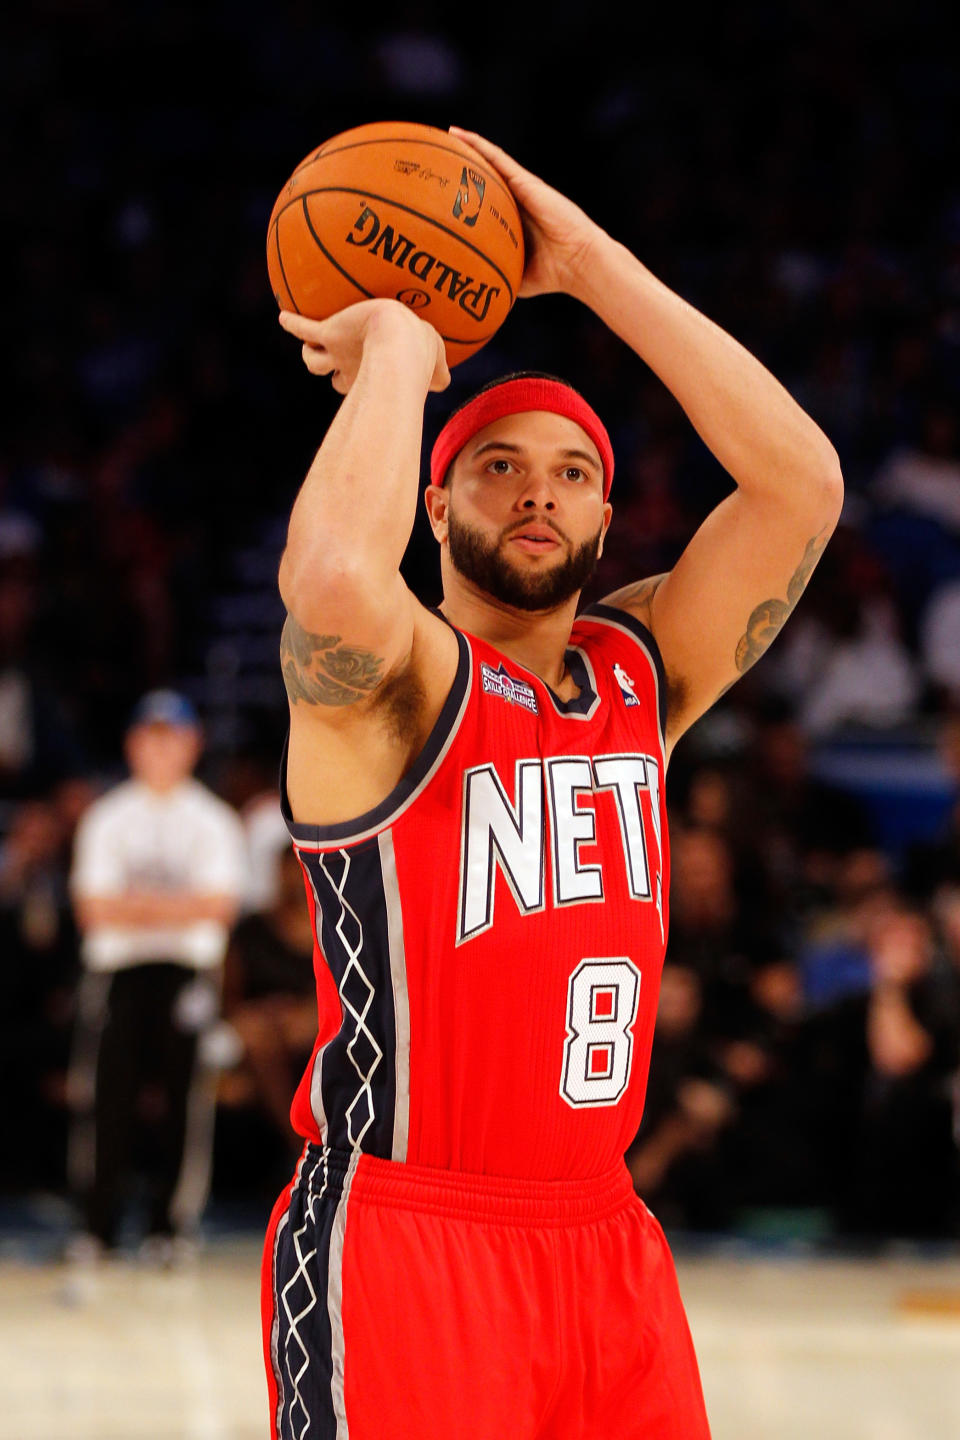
top-left (508, 524), bottom-right (563, 554)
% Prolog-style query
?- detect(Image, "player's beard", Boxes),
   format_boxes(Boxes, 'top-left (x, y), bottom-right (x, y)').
top-left (446, 508), bottom-right (604, 611)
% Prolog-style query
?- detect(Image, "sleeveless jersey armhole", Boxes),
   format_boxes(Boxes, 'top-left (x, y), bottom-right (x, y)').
top-left (577, 602), bottom-right (669, 745)
top-left (279, 626), bottom-right (473, 849)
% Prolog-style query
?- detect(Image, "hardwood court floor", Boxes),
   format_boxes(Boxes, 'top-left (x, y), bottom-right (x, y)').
top-left (1, 1239), bottom-right (959, 1439)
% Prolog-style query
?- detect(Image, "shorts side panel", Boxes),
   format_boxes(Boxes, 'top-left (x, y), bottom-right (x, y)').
top-left (339, 1199), bottom-right (559, 1440)
top-left (551, 1197), bottom-right (711, 1440)
top-left (261, 1174), bottom-right (298, 1440)
top-left (263, 1151), bottom-right (347, 1440)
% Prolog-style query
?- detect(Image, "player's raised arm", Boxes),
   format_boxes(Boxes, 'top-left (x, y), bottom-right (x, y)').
top-left (570, 241), bottom-right (842, 747)
top-left (277, 299), bottom-right (455, 823)
top-left (278, 298), bottom-right (448, 690)
top-left (450, 129), bottom-right (844, 753)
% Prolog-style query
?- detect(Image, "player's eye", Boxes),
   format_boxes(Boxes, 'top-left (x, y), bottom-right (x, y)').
top-left (563, 467), bottom-right (587, 482)
top-left (486, 458), bottom-right (515, 475)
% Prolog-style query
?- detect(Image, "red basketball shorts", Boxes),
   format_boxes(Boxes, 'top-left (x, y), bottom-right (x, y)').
top-left (262, 1145), bottom-right (711, 1440)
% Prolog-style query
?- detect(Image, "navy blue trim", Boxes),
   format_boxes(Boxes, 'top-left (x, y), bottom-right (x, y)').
top-left (280, 625), bottom-right (470, 844)
top-left (549, 647), bottom-right (598, 716)
top-left (298, 844), bottom-right (397, 1158)
top-left (579, 603), bottom-right (669, 737)
top-left (273, 1162), bottom-right (339, 1439)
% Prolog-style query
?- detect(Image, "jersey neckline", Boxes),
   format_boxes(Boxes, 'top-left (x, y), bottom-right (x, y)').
top-left (435, 609), bottom-right (600, 717)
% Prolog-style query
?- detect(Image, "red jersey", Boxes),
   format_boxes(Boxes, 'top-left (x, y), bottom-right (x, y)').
top-left (282, 603), bottom-right (669, 1182)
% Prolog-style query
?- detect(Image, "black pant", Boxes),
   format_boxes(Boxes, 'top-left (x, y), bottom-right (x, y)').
top-left (72, 962), bottom-right (217, 1246)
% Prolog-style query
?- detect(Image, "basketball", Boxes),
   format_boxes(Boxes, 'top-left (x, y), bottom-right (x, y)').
top-left (266, 121), bottom-right (525, 366)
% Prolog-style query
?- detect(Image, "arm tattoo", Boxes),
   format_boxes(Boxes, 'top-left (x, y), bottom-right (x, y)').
top-left (281, 615), bottom-right (385, 707)
top-left (734, 530), bottom-right (828, 674)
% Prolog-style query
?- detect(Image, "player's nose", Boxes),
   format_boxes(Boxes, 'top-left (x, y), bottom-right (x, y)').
top-left (516, 469), bottom-right (558, 511)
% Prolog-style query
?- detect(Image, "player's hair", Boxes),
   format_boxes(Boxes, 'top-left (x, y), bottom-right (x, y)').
top-left (446, 370), bottom-right (583, 420)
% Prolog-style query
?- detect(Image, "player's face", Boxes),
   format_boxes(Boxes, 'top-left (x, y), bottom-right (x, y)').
top-left (437, 411), bottom-right (612, 611)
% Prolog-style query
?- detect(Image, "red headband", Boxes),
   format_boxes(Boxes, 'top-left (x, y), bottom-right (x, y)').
top-left (429, 378), bottom-right (614, 500)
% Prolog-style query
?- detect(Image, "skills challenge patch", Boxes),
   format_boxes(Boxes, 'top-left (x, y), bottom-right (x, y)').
top-left (480, 662), bottom-right (538, 714)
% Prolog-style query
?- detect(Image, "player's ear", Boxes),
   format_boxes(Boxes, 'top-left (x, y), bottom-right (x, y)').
top-left (424, 481), bottom-right (451, 541)
top-left (596, 501), bottom-right (613, 558)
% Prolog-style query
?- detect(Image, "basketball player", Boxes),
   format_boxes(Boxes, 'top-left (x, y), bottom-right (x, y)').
top-left (262, 130), bottom-right (843, 1439)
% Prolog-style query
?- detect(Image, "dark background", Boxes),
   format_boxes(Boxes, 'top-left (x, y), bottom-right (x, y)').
top-left (2, 0), bottom-right (960, 1245)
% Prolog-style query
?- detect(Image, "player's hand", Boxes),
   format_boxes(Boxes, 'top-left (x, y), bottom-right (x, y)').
top-left (449, 127), bottom-right (605, 299)
top-left (279, 300), bottom-right (450, 395)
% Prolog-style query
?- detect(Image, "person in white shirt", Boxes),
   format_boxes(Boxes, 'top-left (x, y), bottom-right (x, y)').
top-left (68, 690), bottom-right (248, 1258)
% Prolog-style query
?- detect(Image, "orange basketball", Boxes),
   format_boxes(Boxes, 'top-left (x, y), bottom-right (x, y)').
top-left (266, 121), bottom-right (525, 366)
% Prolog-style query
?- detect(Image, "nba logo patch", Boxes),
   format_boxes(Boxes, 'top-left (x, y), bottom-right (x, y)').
top-left (481, 662), bottom-right (538, 714)
top-left (613, 662), bottom-right (640, 708)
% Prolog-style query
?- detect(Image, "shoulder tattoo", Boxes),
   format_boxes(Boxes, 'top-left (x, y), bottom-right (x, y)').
top-left (734, 530), bottom-right (829, 675)
top-left (281, 615), bottom-right (385, 707)
top-left (609, 573), bottom-right (668, 621)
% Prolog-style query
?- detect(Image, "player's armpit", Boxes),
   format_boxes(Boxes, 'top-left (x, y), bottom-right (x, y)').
top-left (601, 480), bottom-right (842, 749)
top-left (278, 562), bottom-right (426, 729)
top-left (597, 572), bottom-right (690, 723)
top-left (282, 596), bottom-right (460, 827)
top-left (280, 614), bottom-right (386, 709)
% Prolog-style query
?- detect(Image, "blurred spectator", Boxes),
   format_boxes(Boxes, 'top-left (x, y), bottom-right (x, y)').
top-left (627, 963), bottom-right (737, 1231)
top-left (902, 709), bottom-right (960, 900)
top-left (218, 846), bottom-right (316, 1162)
top-left (806, 901), bottom-right (960, 1239)
top-left (66, 691), bottom-right (247, 1261)
top-left (0, 784), bottom-right (94, 1190)
top-left (797, 848), bottom-right (898, 1007)
top-left (241, 786), bottom-right (291, 914)
top-left (871, 398), bottom-right (960, 542)
top-left (737, 700), bottom-right (875, 906)
top-left (201, 748), bottom-right (290, 914)
top-left (865, 397), bottom-right (960, 650)
top-left (712, 957), bottom-right (827, 1211)
top-left (667, 823), bottom-right (781, 1037)
top-left (785, 589), bottom-right (920, 738)
top-left (758, 524), bottom-right (922, 735)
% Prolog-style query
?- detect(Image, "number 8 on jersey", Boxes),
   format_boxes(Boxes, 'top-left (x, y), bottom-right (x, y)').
top-left (560, 958), bottom-right (641, 1108)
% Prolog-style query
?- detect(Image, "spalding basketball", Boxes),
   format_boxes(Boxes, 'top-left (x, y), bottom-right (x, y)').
top-left (266, 121), bottom-right (525, 366)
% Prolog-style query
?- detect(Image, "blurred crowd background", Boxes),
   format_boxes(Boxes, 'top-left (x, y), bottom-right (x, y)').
top-left (2, 0), bottom-right (959, 1245)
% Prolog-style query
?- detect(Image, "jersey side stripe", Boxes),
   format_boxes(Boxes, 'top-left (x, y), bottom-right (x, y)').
top-left (298, 842), bottom-right (398, 1159)
top-left (378, 827), bottom-right (411, 1163)
top-left (297, 856), bottom-right (330, 1144)
top-left (327, 1149), bottom-right (360, 1439)
top-left (269, 1209), bottom-right (289, 1437)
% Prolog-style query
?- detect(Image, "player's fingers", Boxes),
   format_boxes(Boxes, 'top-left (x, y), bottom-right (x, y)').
top-left (279, 310), bottom-right (327, 343)
top-left (430, 356), bottom-right (452, 393)
top-left (301, 343), bottom-right (334, 376)
top-left (449, 127), bottom-right (530, 182)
